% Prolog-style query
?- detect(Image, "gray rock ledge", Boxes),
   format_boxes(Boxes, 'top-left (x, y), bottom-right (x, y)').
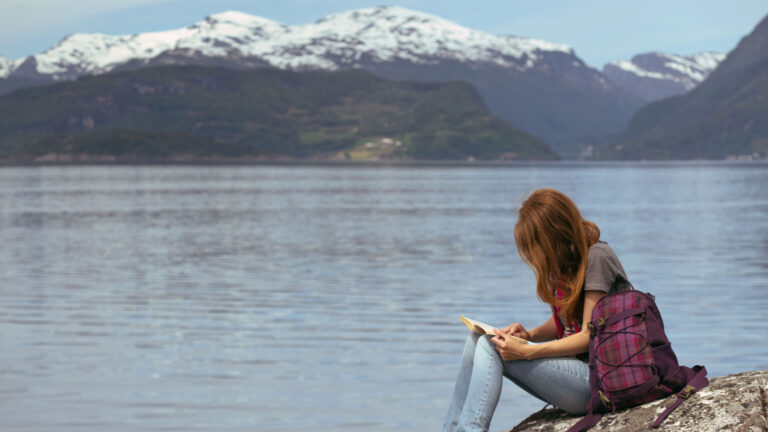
top-left (509, 369), bottom-right (768, 432)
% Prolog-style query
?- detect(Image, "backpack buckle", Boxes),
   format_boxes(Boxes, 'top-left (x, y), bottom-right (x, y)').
top-left (679, 385), bottom-right (696, 399)
top-left (587, 318), bottom-right (605, 336)
top-left (598, 390), bottom-right (612, 408)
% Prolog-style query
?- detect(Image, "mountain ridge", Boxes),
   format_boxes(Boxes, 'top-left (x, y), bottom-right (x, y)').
top-left (2, 7), bottom-right (575, 80)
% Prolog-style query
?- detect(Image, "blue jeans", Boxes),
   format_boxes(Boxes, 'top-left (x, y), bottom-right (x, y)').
top-left (443, 332), bottom-right (590, 432)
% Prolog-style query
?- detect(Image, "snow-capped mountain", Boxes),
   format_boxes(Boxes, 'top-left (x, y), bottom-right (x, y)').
top-left (273, 7), bottom-right (573, 69)
top-left (2, 6), bottom-right (644, 156)
top-left (0, 55), bottom-right (12, 78)
top-left (603, 51), bottom-right (725, 101)
top-left (6, 7), bottom-right (573, 80)
top-left (9, 11), bottom-right (287, 80)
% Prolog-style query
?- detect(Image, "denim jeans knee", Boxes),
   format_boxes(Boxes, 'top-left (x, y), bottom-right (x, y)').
top-left (475, 335), bottom-right (498, 358)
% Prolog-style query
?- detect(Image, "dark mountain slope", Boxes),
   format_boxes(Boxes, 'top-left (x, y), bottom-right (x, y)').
top-left (600, 14), bottom-right (768, 160)
top-left (365, 56), bottom-right (641, 158)
top-left (0, 65), bottom-right (557, 161)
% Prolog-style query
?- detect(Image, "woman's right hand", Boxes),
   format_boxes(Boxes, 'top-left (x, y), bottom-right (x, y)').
top-left (499, 323), bottom-right (531, 340)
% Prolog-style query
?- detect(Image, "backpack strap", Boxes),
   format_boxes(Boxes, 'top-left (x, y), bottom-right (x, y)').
top-left (650, 366), bottom-right (708, 428)
top-left (567, 412), bottom-right (602, 432)
top-left (551, 304), bottom-right (565, 339)
top-left (602, 306), bottom-right (645, 327)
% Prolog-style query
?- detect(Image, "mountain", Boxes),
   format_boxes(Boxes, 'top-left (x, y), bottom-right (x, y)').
top-left (603, 51), bottom-right (725, 102)
top-left (6, 9), bottom-right (575, 79)
top-left (0, 55), bottom-right (11, 77)
top-left (6, 11), bottom-right (286, 80)
top-left (0, 65), bottom-right (557, 161)
top-left (598, 14), bottom-right (768, 160)
top-left (706, 14), bottom-right (768, 81)
top-left (0, 53), bottom-right (53, 95)
top-left (1, 6), bottom-right (644, 157)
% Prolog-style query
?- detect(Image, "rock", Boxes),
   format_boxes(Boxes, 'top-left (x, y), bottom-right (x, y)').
top-left (509, 370), bottom-right (768, 432)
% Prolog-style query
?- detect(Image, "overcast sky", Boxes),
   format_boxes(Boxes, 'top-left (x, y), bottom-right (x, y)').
top-left (1, 0), bottom-right (766, 68)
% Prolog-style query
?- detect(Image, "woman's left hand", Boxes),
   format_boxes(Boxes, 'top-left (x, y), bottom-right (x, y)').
top-left (491, 329), bottom-right (532, 361)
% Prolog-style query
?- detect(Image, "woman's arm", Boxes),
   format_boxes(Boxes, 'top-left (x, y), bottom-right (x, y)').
top-left (529, 316), bottom-right (558, 343)
top-left (492, 290), bottom-right (606, 360)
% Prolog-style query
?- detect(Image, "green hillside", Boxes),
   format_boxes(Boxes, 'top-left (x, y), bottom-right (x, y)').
top-left (0, 65), bottom-right (557, 161)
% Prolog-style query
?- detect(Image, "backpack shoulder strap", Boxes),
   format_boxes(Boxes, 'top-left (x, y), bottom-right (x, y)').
top-left (567, 412), bottom-right (602, 432)
top-left (551, 304), bottom-right (565, 339)
top-left (651, 366), bottom-right (708, 428)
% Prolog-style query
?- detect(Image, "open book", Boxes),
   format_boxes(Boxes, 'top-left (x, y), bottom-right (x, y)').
top-left (460, 316), bottom-right (529, 344)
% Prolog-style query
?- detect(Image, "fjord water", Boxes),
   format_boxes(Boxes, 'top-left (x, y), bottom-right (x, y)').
top-left (0, 163), bottom-right (766, 432)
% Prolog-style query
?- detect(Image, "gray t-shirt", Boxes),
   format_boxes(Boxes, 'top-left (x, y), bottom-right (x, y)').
top-left (555, 240), bottom-right (633, 343)
top-left (584, 240), bottom-right (633, 294)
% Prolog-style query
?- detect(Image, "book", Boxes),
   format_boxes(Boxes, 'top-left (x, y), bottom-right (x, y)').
top-left (460, 316), bottom-right (529, 344)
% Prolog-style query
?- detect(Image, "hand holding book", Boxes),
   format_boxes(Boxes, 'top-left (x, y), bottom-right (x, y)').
top-left (460, 316), bottom-right (529, 344)
top-left (497, 322), bottom-right (532, 341)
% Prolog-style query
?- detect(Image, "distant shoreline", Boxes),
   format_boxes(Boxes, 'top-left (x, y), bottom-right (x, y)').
top-left (1, 158), bottom-right (766, 168)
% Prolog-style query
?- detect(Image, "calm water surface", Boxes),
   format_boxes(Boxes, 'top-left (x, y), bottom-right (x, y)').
top-left (0, 163), bottom-right (767, 431)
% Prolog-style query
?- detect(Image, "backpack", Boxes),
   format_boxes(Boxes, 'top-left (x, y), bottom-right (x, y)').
top-left (567, 288), bottom-right (709, 432)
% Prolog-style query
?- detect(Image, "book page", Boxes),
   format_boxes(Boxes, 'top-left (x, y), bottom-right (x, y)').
top-left (460, 316), bottom-right (529, 344)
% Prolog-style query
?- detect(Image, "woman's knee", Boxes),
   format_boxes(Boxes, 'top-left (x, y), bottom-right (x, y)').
top-left (458, 331), bottom-right (481, 358)
top-left (461, 331), bottom-right (480, 349)
top-left (475, 334), bottom-right (499, 358)
top-left (466, 331), bottom-right (481, 344)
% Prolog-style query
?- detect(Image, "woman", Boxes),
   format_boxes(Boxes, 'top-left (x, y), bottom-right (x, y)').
top-left (443, 188), bottom-right (633, 432)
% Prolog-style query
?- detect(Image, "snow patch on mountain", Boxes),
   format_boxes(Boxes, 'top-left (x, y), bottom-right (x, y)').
top-left (605, 51), bottom-right (725, 89)
top-left (685, 51), bottom-right (726, 70)
top-left (29, 11), bottom-right (288, 78)
top-left (660, 52), bottom-right (725, 82)
top-left (609, 60), bottom-right (666, 80)
top-left (0, 55), bottom-right (11, 78)
top-left (263, 7), bottom-right (573, 70)
top-left (10, 6), bottom-right (574, 79)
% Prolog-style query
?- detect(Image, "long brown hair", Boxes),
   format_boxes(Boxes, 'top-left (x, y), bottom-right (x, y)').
top-left (514, 188), bottom-right (600, 322)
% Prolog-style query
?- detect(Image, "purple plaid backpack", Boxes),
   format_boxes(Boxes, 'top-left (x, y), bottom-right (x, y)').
top-left (567, 288), bottom-right (709, 432)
